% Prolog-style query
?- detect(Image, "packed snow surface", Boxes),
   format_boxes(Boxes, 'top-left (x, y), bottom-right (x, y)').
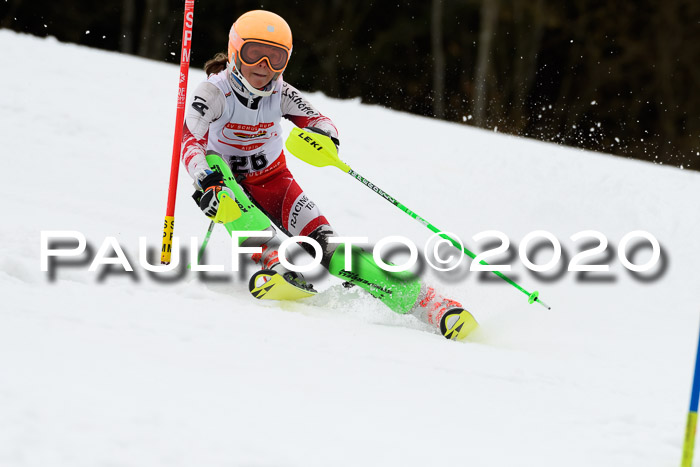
top-left (2, 31), bottom-right (700, 466)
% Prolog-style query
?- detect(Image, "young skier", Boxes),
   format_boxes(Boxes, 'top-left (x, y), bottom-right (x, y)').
top-left (181, 9), bottom-right (477, 340)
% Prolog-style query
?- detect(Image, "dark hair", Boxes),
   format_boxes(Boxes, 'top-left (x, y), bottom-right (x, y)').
top-left (204, 52), bottom-right (228, 75)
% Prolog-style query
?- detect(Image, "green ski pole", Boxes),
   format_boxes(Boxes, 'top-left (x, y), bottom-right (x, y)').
top-left (196, 220), bottom-right (216, 264)
top-left (285, 127), bottom-right (551, 310)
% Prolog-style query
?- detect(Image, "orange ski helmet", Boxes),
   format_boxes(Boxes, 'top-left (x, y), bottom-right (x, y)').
top-left (228, 10), bottom-right (293, 76)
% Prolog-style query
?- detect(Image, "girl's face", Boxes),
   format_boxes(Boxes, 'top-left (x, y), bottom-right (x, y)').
top-left (240, 61), bottom-right (275, 89)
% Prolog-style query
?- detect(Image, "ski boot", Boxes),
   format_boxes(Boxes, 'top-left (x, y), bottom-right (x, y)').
top-left (250, 244), bottom-right (316, 293)
top-left (410, 285), bottom-right (478, 341)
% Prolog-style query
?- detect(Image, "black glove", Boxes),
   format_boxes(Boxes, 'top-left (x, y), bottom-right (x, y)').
top-left (304, 126), bottom-right (340, 150)
top-left (194, 170), bottom-right (234, 218)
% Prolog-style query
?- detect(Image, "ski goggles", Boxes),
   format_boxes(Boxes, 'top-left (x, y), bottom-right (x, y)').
top-left (239, 41), bottom-right (290, 72)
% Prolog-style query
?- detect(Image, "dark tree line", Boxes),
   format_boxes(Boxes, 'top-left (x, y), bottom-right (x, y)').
top-left (3, 0), bottom-right (699, 170)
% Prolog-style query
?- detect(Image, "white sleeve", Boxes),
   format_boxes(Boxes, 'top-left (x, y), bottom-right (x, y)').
top-left (280, 82), bottom-right (339, 140)
top-left (181, 82), bottom-right (226, 180)
top-left (185, 81), bottom-right (225, 139)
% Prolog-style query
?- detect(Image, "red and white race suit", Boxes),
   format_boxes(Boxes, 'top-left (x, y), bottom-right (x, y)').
top-left (180, 69), bottom-right (463, 329)
top-left (181, 69), bottom-right (338, 241)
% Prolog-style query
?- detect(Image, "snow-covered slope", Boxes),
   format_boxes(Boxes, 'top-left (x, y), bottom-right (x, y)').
top-left (2, 30), bottom-right (700, 466)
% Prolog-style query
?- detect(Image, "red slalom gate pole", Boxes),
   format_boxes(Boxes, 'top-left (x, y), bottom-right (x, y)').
top-left (161, 0), bottom-right (195, 264)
